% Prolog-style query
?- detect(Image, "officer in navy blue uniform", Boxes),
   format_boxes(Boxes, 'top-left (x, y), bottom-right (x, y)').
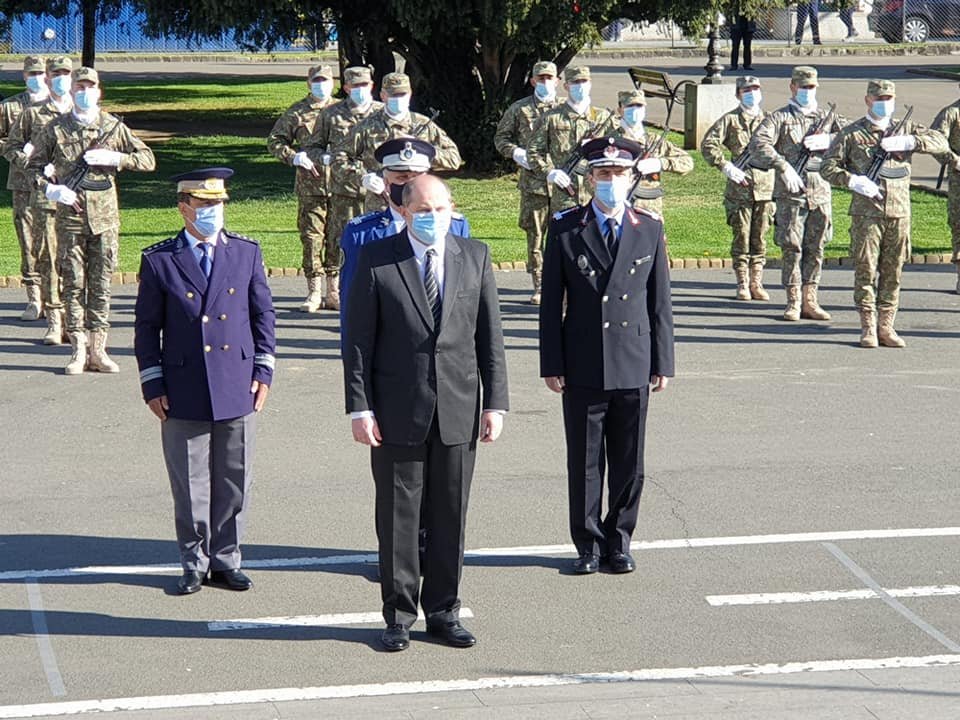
top-left (134, 168), bottom-right (276, 595)
top-left (339, 138), bottom-right (471, 337)
top-left (539, 137), bottom-right (675, 576)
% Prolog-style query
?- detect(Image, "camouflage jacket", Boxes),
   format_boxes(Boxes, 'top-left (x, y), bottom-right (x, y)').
top-left (526, 103), bottom-right (614, 206)
top-left (700, 107), bottom-right (775, 203)
top-left (31, 111), bottom-right (156, 234)
top-left (267, 95), bottom-right (334, 197)
top-left (304, 98), bottom-right (384, 199)
top-left (820, 116), bottom-right (949, 219)
top-left (612, 123), bottom-right (693, 202)
top-left (1, 90), bottom-right (40, 191)
top-left (749, 102), bottom-right (848, 208)
top-left (493, 94), bottom-right (559, 196)
top-left (3, 97), bottom-right (72, 209)
top-left (932, 100), bottom-right (960, 179)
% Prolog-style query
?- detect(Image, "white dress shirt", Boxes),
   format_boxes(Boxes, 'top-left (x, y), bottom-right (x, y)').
top-left (408, 233), bottom-right (446, 301)
top-left (184, 228), bottom-right (218, 268)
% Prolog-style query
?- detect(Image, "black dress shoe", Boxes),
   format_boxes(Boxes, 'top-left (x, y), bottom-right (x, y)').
top-left (427, 621), bottom-right (476, 648)
top-left (743, 65), bottom-right (754, 71)
top-left (381, 624), bottom-right (410, 651)
top-left (177, 571), bottom-right (204, 595)
top-left (207, 569), bottom-right (253, 591)
top-left (608, 552), bottom-right (636, 574)
top-left (572, 553), bottom-right (600, 574)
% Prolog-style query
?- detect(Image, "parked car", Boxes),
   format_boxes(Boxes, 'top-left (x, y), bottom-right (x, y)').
top-left (868, 0), bottom-right (960, 42)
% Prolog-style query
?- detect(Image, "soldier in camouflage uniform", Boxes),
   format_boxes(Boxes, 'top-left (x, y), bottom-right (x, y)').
top-left (526, 66), bottom-right (614, 215)
top-left (749, 66), bottom-right (846, 322)
top-left (305, 65), bottom-right (384, 311)
top-left (700, 76), bottom-right (775, 301)
top-left (337, 72), bottom-right (462, 216)
top-left (821, 79), bottom-right (949, 348)
top-left (31, 67), bottom-right (156, 375)
top-left (609, 89), bottom-right (693, 217)
top-left (3, 55), bottom-right (74, 344)
top-left (493, 60), bottom-right (561, 304)
top-left (931, 93), bottom-right (960, 294)
top-left (267, 64), bottom-right (336, 313)
top-left (1, 55), bottom-right (49, 321)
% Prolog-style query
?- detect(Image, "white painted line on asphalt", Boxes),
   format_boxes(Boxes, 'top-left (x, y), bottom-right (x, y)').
top-left (1, 653), bottom-right (959, 718)
top-left (822, 543), bottom-right (960, 653)
top-left (707, 584), bottom-right (960, 606)
top-left (208, 608), bottom-right (474, 632)
top-left (2, 526), bottom-right (959, 581)
top-left (24, 582), bottom-right (66, 697)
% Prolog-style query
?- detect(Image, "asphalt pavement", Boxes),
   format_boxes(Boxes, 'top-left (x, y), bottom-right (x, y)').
top-left (1, 265), bottom-right (959, 718)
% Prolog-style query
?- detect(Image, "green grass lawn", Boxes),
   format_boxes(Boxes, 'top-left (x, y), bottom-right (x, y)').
top-left (0, 77), bottom-right (953, 275)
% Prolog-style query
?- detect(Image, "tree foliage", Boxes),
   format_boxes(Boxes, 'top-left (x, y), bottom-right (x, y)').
top-left (0, 0), bottom-right (127, 66)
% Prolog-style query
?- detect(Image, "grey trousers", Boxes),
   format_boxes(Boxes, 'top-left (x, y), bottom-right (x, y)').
top-left (161, 413), bottom-right (256, 573)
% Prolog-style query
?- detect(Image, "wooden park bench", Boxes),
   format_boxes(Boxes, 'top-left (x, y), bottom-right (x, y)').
top-left (627, 67), bottom-right (695, 130)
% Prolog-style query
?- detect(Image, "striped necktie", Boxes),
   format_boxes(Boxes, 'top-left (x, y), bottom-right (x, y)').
top-left (423, 249), bottom-right (442, 329)
top-left (198, 242), bottom-right (212, 278)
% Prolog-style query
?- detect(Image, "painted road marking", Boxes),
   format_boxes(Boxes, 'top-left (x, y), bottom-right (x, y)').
top-left (2, 525), bottom-right (959, 581)
top-left (707, 584), bottom-right (960, 606)
top-left (208, 608), bottom-right (474, 632)
top-left (1, 654), bottom-right (959, 718)
top-left (24, 582), bottom-right (65, 698)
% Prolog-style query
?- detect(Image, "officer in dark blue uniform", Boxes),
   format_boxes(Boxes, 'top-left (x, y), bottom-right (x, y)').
top-left (134, 167), bottom-right (276, 595)
top-left (539, 137), bottom-right (675, 576)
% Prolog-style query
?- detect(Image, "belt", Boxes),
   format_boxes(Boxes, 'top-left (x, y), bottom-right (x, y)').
top-left (877, 165), bottom-right (910, 179)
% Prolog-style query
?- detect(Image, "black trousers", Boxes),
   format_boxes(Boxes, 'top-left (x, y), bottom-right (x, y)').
top-left (562, 385), bottom-right (649, 557)
top-left (730, 27), bottom-right (752, 69)
top-left (795, 1), bottom-right (821, 42)
top-left (371, 415), bottom-right (476, 628)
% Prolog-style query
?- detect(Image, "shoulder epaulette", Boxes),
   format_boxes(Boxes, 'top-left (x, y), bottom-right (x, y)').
top-left (348, 210), bottom-right (385, 227)
top-left (141, 237), bottom-right (178, 255)
top-left (223, 229), bottom-right (259, 244)
top-left (553, 206), bottom-right (581, 221)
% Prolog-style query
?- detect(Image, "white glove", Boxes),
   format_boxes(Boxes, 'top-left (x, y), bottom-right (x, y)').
top-left (881, 134), bottom-right (916, 153)
top-left (781, 163), bottom-right (805, 194)
top-left (43, 163), bottom-right (56, 179)
top-left (292, 151), bottom-right (315, 171)
top-left (547, 168), bottom-right (572, 189)
top-left (44, 184), bottom-right (78, 206)
top-left (512, 147), bottom-right (531, 170)
top-left (83, 149), bottom-right (123, 167)
top-left (361, 172), bottom-right (385, 195)
top-left (634, 157), bottom-right (663, 175)
top-left (22, 142), bottom-right (34, 159)
top-left (848, 174), bottom-right (883, 199)
top-left (722, 161), bottom-right (747, 184)
top-left (802, 133), bottom-right (832, 151)
top-left (321, 153), bottom-right (332, 166)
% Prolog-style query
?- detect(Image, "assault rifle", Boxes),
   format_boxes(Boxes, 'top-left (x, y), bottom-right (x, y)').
top-left (557, 109), bottom-right (612, 197)
top-left (791, 103), bottom-right (837, 175)
top-left (60, 116), bottom-right (125, 193)
top-left (625, 123), bottom-right (671, 200)
top-left (866, 105), bottom-right (914, 184)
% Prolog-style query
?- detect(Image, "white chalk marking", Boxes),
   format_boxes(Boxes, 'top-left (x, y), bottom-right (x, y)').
top-left (25, 582), bottom-right (66, 697)
top-left (707, 584), bottom-right (960, 606)
top-left (208, 608), bottom-right (474, 632)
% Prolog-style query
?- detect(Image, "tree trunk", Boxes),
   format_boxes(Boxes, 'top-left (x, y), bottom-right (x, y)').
top-left (81, 0), bottom-right (98, 67)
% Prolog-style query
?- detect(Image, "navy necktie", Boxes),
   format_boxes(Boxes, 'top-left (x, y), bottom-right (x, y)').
top-left (423, 249), bottom-right (442, 329)
top-left (198, 242), bottom-right (212, 279)
top-left (604, 217), bottom-right (619, 255)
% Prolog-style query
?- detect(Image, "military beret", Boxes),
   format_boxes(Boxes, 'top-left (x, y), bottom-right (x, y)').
top-left (565, 66), bottom-right (591, 83)
top-left (343, 66), bottom-right (372, 85)
top-left (46, 56), bottom-right (73, 73)
top-left (867, 79), bottom-right (895, 97)
top-left (736, 75), bottom-right (761, 91)
top-left (374, 138), bottom-right (435, 172)
top-left (582, 136), bottom-right (643, 168)
top-left (23, 56), bottom-right (45, 73)
top-left (533, 61), bottom-right (557, 77)
top-left (72, 66), bottom-right (99, 85)
top-left (382, 72), bottom-right (411, 93)
top-left (618, 89), bottom-right (646, 106)
top-left (308, 64), bottom-right (334, 81)
top-left (171, 167), bottom-right (233, 200)
top-left (791, 66), bottom-right (818, 86)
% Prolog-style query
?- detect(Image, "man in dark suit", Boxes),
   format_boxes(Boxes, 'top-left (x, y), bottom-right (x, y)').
top-left (344, 174), bottom-right (509, 651)
top-left (134, 168), bottom-right (276, 595)
top-left (539, 137), bottom-right (675, 576)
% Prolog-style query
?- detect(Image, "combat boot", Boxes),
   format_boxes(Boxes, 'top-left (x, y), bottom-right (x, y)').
top-left (800, 284), bottom-right (831, 321)
top-left (734, 266), bottom-right (750, 301)
top-left (21, 285), bottom-right (43, 321)
top-left (783, 286), bottom-right (801, 321)
top-left (749, 265), bottom-right (770, 301)
top-left (325, 275), bottom-right (340, 312)
top-left (530, 271), bottom-right (542, 305)
top-left (65, 332), bottom-right (88, 375)
top-left (299, 276), bottom-right (323, 313)
top-left (859, 307), bottom-right (878, 348)
top-left (43, 310), bottom-right (64, 346)
top-left (87, 329), bottom-right (120, 373)
top-left (877, 308), bottom-right (906, 348)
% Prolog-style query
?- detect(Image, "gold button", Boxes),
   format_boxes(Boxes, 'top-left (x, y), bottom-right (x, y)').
top-left (621, 321), bottom-right (629, 327)
top-left (186, 291), bottom-right (194, 299)
top-left (202, 315), bottom-right (209, 323)
top-left (228, 288), bottom-right (235, 295)
top-left (222, 344), bottom-right (230, 351)
top-left (204, 345), bottom-right (212, 352)
top-left (219, 314), bottom-right (227, 320)
top-left (621, 293), bottom-right (629, 300)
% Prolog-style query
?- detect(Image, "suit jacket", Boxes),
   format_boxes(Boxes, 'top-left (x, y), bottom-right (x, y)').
top-left (343, 230), bottom-right (509, 446)
top-left (134, 229), bottom-right (277, 422)
top-left (539, 205), bottom-right (675, 390)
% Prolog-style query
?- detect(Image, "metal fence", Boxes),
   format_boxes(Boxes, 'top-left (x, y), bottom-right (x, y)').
top-left (864, 0), bottom-right (960, 43)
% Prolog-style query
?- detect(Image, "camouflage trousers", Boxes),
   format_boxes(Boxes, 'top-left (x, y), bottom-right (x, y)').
top-left (948, 176), bottom-right (960, 263)
top-left (774, 201), bottom-right (830, 288)
top-left (327, 194), bottom-right (364, 256)
top-left (13, 190), bottom-right (38, 287)
top-left (519, 191), bottom-right (549, 275)
top-left (58, 225), bottom-right (118, 333)
top-left (33, 208), bottom-right (61, 311)
top-left (850, 215), bottom-right (909, 312)
top-left (298, 195), bottom-right (339, 278)
top-left (726, 199), bottom-right (773, 271)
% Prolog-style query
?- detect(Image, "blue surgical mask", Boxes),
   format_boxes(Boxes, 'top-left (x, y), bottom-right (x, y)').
top-left (741, 90), bottom-right (761, 108)
top-left (872, 99), bottom-right (894, 118)
top-left (795, 87), bottom-right (815, 107)
top-left (386, 95), bottom-right (410, 115)
top-left (409, 211), bottom-right (450, 245)
top-left (594, 175), bottom-right (631, 209)
top-left (74, 87), bottom-right (100, 112)
top-left (193, 203), bottom-right (224, 238)
top-left (26, 75), bottom-right (45, 94)
top-left (310, 80), bottom-right (332, 100)
top-left (622, 106), bottom-right (645, 127)
top-left (534, 81), bottom-right (555, 102)
top-left (568, 82), bottom-right (590, 104)
top-left (350, 86), bottom-right (371, 106)
top-left (51, 75), bottom-right (71, 97)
